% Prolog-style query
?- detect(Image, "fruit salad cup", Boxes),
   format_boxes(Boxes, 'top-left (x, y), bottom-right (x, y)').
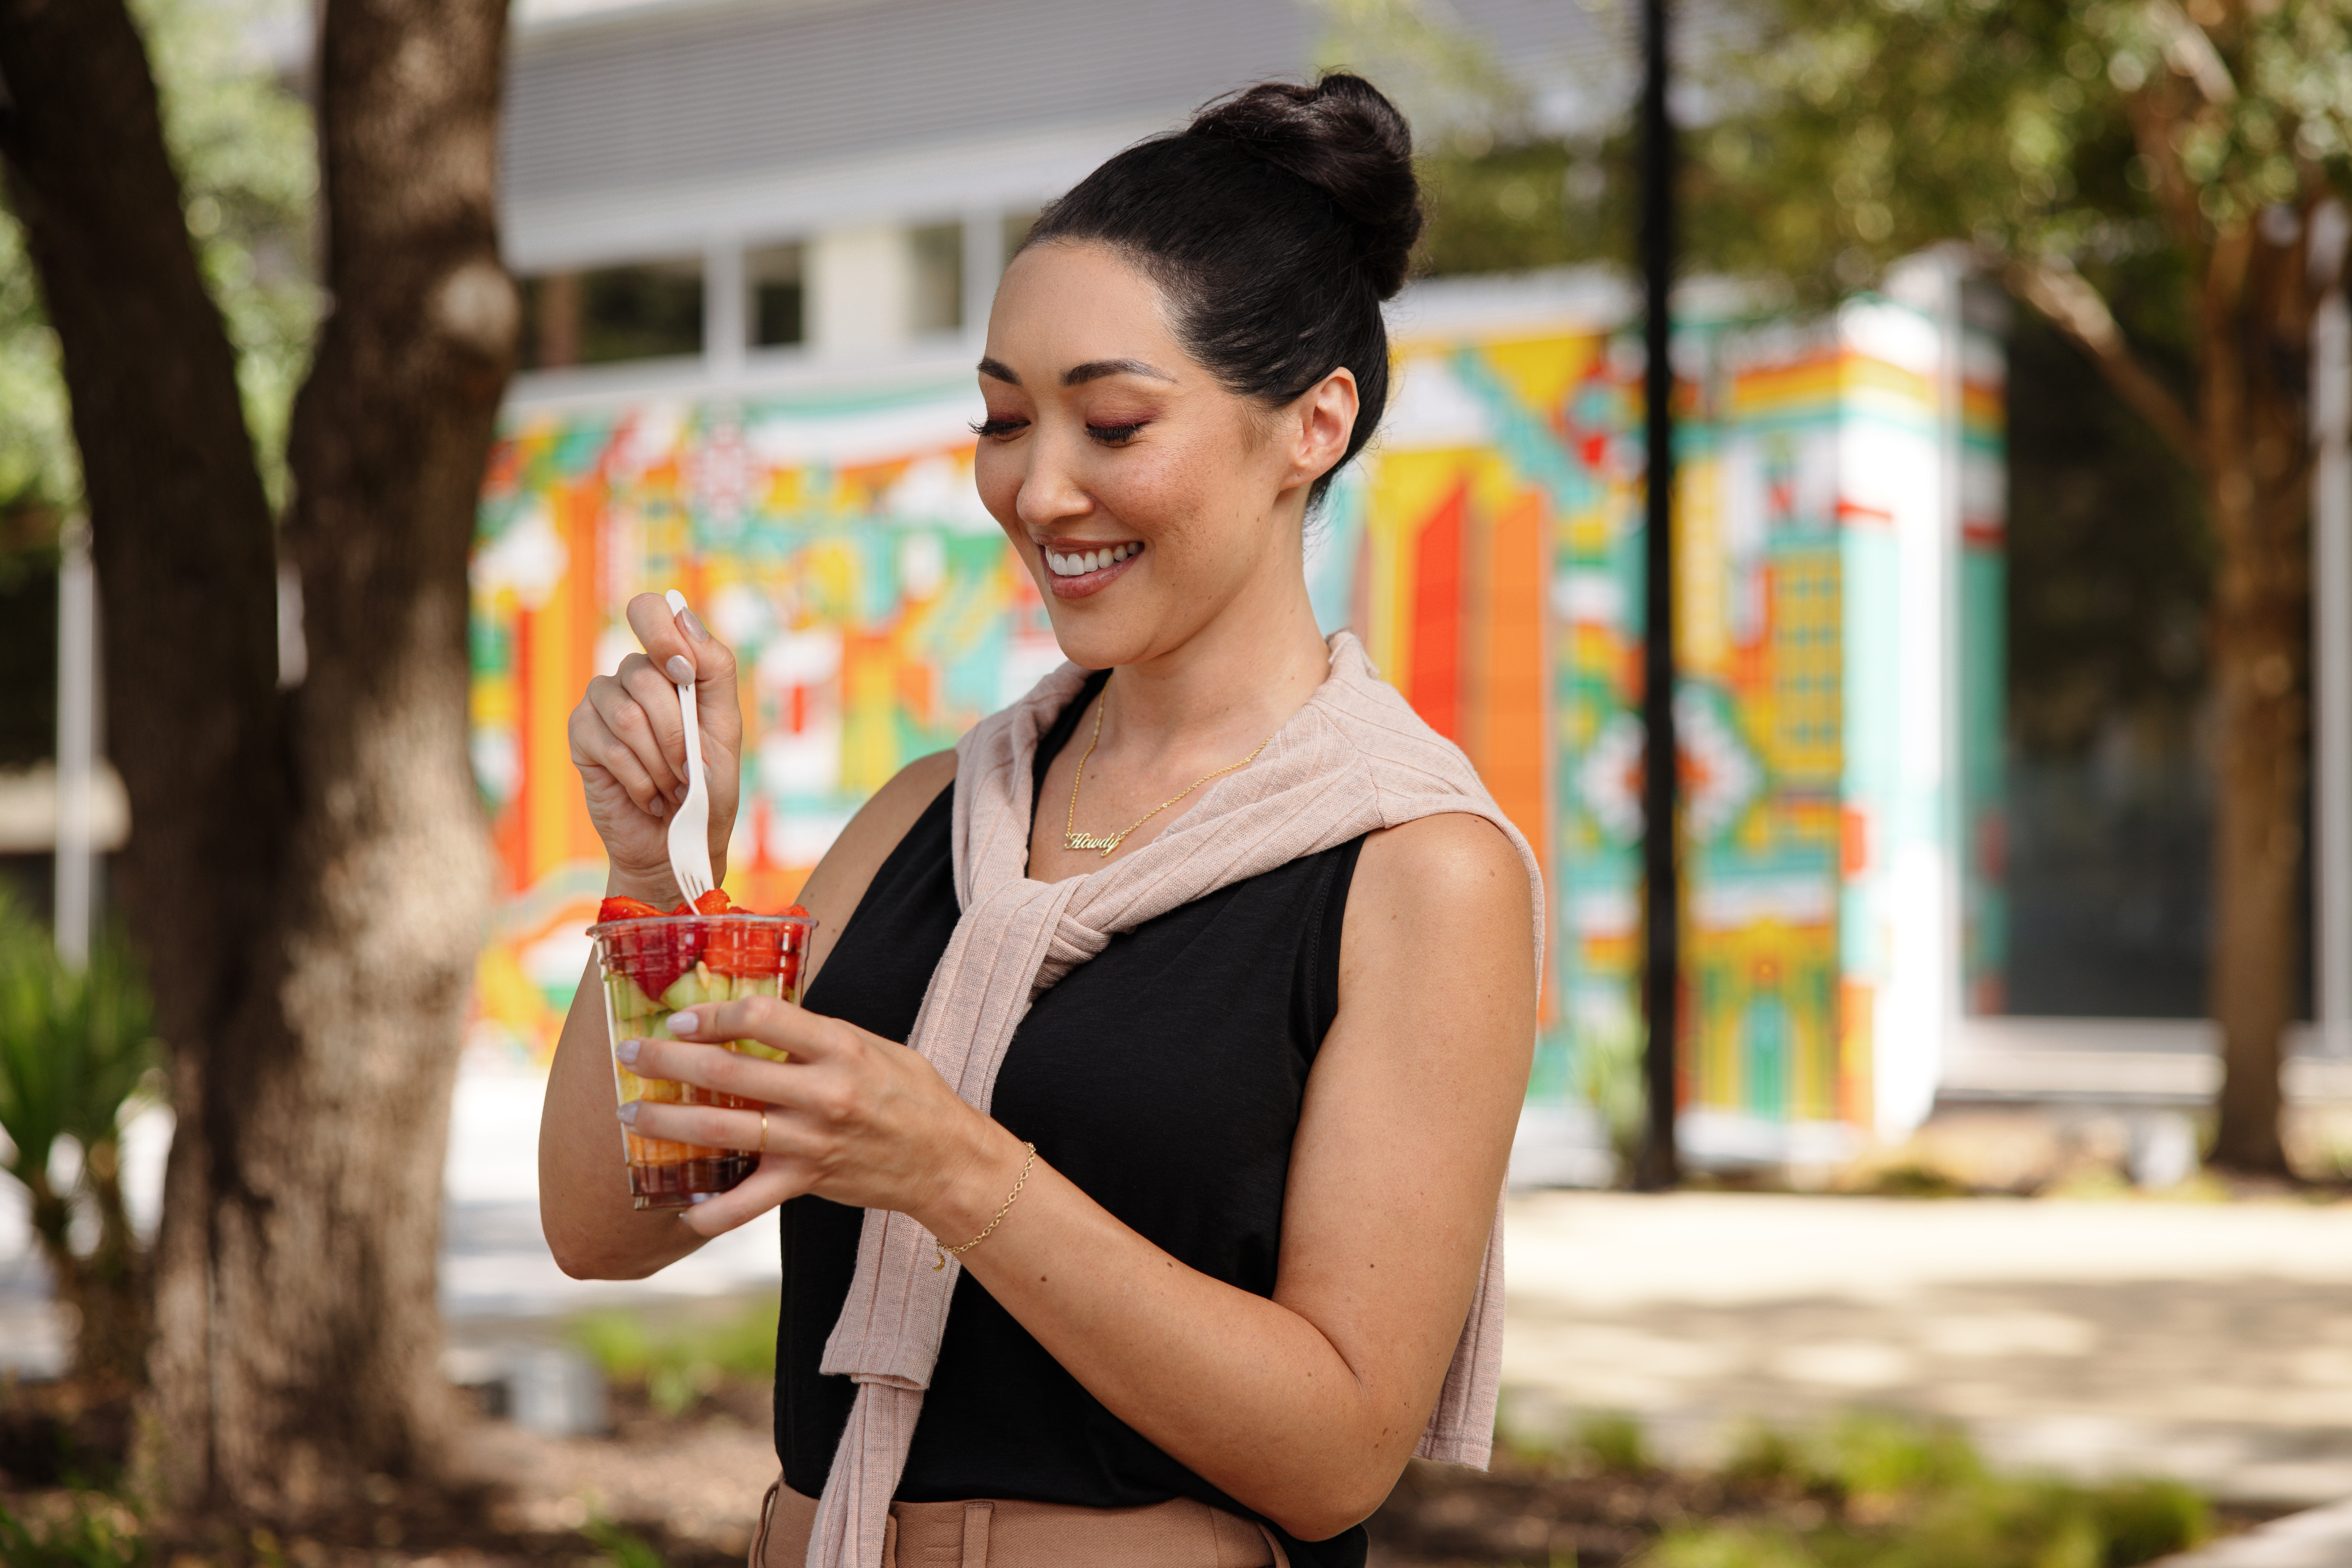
top-left (587, 892), bottom-right (816, 1210)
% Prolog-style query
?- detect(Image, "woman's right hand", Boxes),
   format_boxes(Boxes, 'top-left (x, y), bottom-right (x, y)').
top-left (566, 591), bottom-right (743, 901)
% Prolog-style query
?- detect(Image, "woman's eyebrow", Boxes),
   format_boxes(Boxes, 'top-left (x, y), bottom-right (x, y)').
top-left (977, 356), bottom-right (1020, 385)
top-left (1064, 358), bottom-right (1174, 386)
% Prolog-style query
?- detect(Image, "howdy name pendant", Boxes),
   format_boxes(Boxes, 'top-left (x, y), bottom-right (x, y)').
top-left (1064, 830), bottom-right (1127, 857)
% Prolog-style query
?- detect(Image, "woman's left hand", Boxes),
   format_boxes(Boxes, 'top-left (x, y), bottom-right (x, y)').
top-left (614, 997), bottom-right (1002, 1238)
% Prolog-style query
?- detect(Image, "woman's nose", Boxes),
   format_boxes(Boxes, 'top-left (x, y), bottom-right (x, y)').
top-left (1015, 430), bottom-right (1093, 530)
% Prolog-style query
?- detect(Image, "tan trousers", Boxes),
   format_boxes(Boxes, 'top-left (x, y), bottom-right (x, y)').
top-left (751, 1477), bottom-right (1288, 1568)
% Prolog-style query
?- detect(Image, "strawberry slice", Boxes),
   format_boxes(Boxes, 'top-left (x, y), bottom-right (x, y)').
top-left (703, 900), bottom-right (815, 985)
top-left (598, 895), bottom-right (663, 922)
top-left (594, 898), bottom-right (707, 1000)
top-left (706, 916), bottom-right (780, 981)
top-left (594, 888), bottom-right (809, 992)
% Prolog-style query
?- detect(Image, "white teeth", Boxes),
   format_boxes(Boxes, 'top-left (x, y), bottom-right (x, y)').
top-left (1044, 544), bottom-right (1139, 577)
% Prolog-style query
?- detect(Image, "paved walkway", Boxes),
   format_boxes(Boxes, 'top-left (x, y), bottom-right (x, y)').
top-left (1501, 1191), bottom-right (2352, 1506)
top-left (8, 1064), bottom-right (2352, 1510)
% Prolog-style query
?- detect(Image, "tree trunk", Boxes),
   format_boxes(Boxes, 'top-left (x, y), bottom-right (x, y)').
top-left (2203, 216), bottom-right (2317, 1178)
top-left (0, 0), bottom-right (289, 1446)
top-left (0, 0), bottom-right (512, 1521)
top-left (72, 1136), bottom-right (151, 1395)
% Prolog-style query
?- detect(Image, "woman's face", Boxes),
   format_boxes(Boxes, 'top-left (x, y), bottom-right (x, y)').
top-left (974, 241), bottom-right (1354, 671)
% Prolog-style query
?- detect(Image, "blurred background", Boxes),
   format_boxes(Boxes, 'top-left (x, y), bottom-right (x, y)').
top-left (4, 0), bottom-right (2351, 1564)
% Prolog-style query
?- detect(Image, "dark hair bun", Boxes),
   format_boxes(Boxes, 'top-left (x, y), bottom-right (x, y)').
top-left (1023, 72), bottom-right (1422, 508)
top-left (1188, 75), bottom-right (1422, 300)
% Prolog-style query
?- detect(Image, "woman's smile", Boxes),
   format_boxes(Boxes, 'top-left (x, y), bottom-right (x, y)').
top-left (1040, 539), bottom-right (1144, 597)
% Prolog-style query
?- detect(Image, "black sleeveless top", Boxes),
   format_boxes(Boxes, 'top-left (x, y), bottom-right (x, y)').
top-left (774, 671), bottom-right (1370, 1566)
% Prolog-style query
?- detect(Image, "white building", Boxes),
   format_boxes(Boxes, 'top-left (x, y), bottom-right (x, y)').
top-left (496, 0), bottom-right (1639, 409)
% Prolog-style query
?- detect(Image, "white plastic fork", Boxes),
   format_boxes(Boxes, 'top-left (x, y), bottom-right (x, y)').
top-left (663, 589), bottom-right (716, 904)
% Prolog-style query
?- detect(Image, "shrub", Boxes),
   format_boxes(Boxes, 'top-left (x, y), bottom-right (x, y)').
top-left (1577, 1409), bottom-right (1652, 1474)
top-left (570, 1295), bottom-right (779, 1416)
top-left (1638, 1415), bottom-right (2209, 1568)
top-left (0, 1491), bottom-right (143, 1567)
top-left (0, 896), bottom-right (160, 1390)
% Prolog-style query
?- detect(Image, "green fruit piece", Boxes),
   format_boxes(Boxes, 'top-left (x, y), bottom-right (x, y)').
top-left (605, 971), bottom-right (661, 1018)
top-left (661, 967), bottom-right (714, 1012)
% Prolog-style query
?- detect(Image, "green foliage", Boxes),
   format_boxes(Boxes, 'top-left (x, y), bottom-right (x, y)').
top-left (0, 0), bottom-right (316, 516)
top-left (0, 1493), bottom-right (144, 1568)
top-left (1816, 1410), bottom-right (1983, 1502)
top-left (1647, 1524), bottom-right (1816, 1568)
top-left (1577, 1409), bottom-right (1653, 1474)
top-left (1419, 138), bottom-right (1625, 277)
top-left (1685, 0), bottom-right (2352, 327)
top-left (0, 893), bottom-right (161, 1383)
top-left (1570, 1008), bottom-right (1648, 1184)
top-left (1722, 1420), bottom-right (1812, 1490)
top-left (0, 897), bottom-right (159, 1214)
top-left (1307, 0), bottom-right (1529, 157)
top-left (1642, 1415), bottom-right (2209, 1568)
top-left (570, 1295), bottom-right (779, 1416)
top-left (1409, 0), bottom-right (2351, 346)
top-left (583, 1516), bottom-right (669, 1568)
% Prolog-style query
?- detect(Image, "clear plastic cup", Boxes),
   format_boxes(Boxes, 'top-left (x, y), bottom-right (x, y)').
top-left (586, 911), bottom-right (816, 1210)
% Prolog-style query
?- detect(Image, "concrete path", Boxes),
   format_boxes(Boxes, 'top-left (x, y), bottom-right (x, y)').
top-left (1501, 1191), bottom-right (2352, 1507)
top-left (8, 1064), bottom-right (2352, 1512)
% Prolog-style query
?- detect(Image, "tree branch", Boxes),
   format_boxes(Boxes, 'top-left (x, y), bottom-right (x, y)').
top-left (2146, 0), bottom-right (2237, 105)
top-left (0, 0), bottom-right (287, 962)
top-left (2006, 255), bottom-right (2206, 474)
top-left (2124, 78), bottom-right (2211, 262)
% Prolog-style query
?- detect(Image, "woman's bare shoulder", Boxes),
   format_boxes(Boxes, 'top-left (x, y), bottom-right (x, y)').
top-left (1339, 810), bottom-right (1536, 1033)
top-left (1350, 811), bottom-right (1531, 937)
top-left (796, 748), bottom-right (958, 987)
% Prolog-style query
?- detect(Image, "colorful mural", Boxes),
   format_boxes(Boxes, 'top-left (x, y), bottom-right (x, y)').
top-left (467, 287), bottom-right (2004, 1145)
top-left (467, 383), bottom-right (1065, 1060)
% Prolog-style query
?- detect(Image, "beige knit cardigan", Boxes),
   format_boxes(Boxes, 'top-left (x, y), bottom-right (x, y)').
top-left (806, 630), bottom-right (1544, 1567)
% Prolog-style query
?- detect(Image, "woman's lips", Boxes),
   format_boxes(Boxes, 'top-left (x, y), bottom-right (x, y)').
top-left (1039, 542), bottom-right (1142, 600)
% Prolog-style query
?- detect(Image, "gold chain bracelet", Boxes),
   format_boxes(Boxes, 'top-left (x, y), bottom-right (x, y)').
top-left (934, 1142), bottom-right (1037, 1271)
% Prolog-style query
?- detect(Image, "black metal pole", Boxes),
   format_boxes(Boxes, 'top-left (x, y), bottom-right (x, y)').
top-left (1635, 0), bottom-right (1681, 1191)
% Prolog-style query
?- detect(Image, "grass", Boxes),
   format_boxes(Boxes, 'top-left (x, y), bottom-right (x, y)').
top-left (0, 1491), bottom-right (144, 1567)
top-left (1380, 1409), bottom-right (2214, 1567)
top-left (569, 1295), bottom-right (780, 1417)
top-left (1578, 1410), bottom-right (1652, 1475)
top-left (584, 1515), bottom-right (670, 1568)
top-left (1642, 1412), bottom-right (2210, 1568)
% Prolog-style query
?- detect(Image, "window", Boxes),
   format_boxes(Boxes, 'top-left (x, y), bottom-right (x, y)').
top-left (909, 222), bottom-right (963, 336)
top-left (747, 242), bottom-right (806, 348)
top-left (519, 257), bottom-right (703, 369)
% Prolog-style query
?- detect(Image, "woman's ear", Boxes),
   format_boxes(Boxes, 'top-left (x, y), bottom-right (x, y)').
top-left (1285, 368), bottom-right (1359, 491)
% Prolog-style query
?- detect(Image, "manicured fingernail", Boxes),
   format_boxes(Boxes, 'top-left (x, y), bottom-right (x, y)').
top-left (680, 608), bottom-right (711, 643)
top-left (616, 1101), bottom-right (640, 1125)
top-left (673, 784), bottom-right (689, 804)
top-left (666, 654), bottom-right (694, 683)
top-left (616, 1038), bottom-right (640, 1064)
top-left (669, 1011), bottom-right (697, 1034)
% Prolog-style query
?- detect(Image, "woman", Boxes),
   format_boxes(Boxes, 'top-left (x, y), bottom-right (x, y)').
top-left (541, 74), bottom-right (1539, 1568)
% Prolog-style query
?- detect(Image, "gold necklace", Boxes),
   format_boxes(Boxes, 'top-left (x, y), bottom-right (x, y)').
top-left (1064, 691), bottom-right (1274, 857)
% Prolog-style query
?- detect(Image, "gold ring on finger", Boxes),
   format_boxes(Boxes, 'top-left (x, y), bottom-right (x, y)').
top-left (758, 1107), bottom-right (770, 1155)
